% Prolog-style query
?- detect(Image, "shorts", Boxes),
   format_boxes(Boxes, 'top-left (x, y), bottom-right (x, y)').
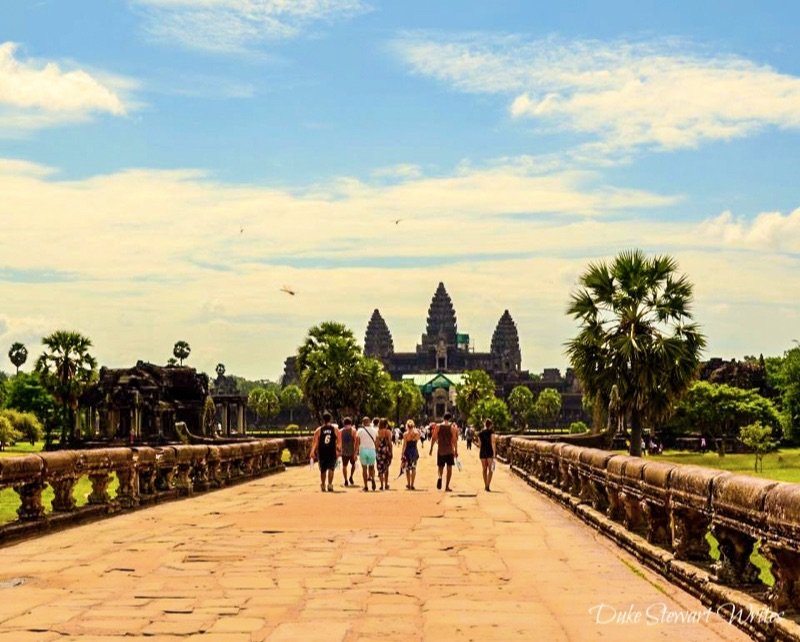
top-left (318, 456), bottom-right (337, 472)
top-left (341, 451), bottom-right (356, 463)
top-left (437, 454), bottom-right (455, 468)
top-left (359, 449), bottom-right (376, 466)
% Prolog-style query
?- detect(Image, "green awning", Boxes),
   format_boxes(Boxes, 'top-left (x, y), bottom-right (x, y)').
top-left (402, 373), bottom-right (466, 394)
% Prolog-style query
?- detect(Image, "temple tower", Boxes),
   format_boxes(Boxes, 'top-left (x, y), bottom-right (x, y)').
top-left (422, 282), bottom-right (458, 347)
top-left (491, 309), bottom-right (521, 372)
top-left (364, 309), bottom-right (394, 359)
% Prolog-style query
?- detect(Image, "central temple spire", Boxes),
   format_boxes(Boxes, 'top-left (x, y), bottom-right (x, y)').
top-left (423, 282), bottom-right (457, 346)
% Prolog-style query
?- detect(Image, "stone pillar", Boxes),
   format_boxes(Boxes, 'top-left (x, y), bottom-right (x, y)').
top-left (222, 404), bottom-right (229, 436)
top-left (238, 404), bottom-right (245, 434)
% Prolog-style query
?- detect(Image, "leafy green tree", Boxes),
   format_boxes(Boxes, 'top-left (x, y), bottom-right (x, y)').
top-left (566, 250), bottom-right (706, 456)
top-left (279, 384), bottom-right (304, 423)
top-left (2, 372), bottom-right (57, 424)
top-left (389, 379), bottom-right (424, 427)
top-left (166, 357), bottom-right (178, 367)
top-left (0, 415), bottom-right (20, 450)
top-left (508, 385), bottom-right (535, 430)
top-left (569, 420), bottom-right (589, 434)
top-left (355, 357), bottom-right (393, 419)
top-left (739, 421), bottom-right (778, 472)
top-left (778, 345), bottom-right (800, 442)
top-left (249, 387), bottom-right (280, 427)
top-left (173, 340), bottom-right (191, 365)
top-left (671, 381), bottom-right (783, 456)
top-left (0, 409), bottom-right (43, 445)
top-left (35, 330), bottom-right (97, 445)
top-left (470, 397), bottom-right (512, 432)
top-left (534, 388), bottom-right (562, 428)
top-left (455, 370), bottom-right (495, 421)
top-left (8, 342), bottom-right (28, 375)
top-left (296, 322), bottom-right (361, 421)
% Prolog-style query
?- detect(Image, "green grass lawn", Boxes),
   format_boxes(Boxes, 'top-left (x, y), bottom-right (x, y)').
top-left (657, 448), bottom-right (800, 483)
top-left (0, 441), bottom-right (45, 457)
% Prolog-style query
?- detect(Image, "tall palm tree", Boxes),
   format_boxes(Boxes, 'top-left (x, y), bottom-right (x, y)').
top-left (8, 342), bottom-right (28, 375)
top-left (35, 330), bottom-right (97, 445)
top-left (173, 340), bottom-right (191, 366)
top-left (566, 250), bottom-right (705, 456)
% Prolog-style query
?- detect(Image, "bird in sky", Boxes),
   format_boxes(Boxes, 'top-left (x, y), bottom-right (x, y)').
top-left (394, 218), bottom-right (403, 225)
top-left (240, 226), bottom-right (244, 234)
top-left (280, 286), bottom-right (296, 296)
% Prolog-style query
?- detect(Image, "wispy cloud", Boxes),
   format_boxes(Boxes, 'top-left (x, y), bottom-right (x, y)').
top-left (131, 0), bottom-right (369, 54)
top-left (0, 42), bottom-right (137, 134)
top-left (392, 32), bottom-right (800, 152)
top-left (0, 155), bottom-right (796, 377)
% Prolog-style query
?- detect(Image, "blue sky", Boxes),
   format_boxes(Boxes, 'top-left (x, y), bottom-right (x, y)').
top-left (1, 1), bottom-right (799, 380)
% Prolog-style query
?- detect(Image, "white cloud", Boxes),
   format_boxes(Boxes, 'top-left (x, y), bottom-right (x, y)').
top-left (131, 0), bottom-right (369, 54)
top-left (698, 208), bottom-right (800, 251)
top-left (393, 33), bottom-right (800, 152)
top-left (0, 42), bottom-right (136, 133)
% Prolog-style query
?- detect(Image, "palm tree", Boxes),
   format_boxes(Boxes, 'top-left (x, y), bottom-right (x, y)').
top-left (173, 340), bottom-right (191, 366)
top-left (8, 342), bottom-right (28, 375)
top-left (35, 330), bottom-right (97, 445)
top-left (566, 250), bottom-right (705, 456)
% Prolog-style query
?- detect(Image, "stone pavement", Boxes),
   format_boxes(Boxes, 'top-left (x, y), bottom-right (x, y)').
top-left (0, 446), bottom-right (751, 642)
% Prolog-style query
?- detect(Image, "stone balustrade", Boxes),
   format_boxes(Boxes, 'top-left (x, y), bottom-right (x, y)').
top-left (0, 437), bottom-right (312, 545)
top-left (506, 437), bottom-right (800, 641)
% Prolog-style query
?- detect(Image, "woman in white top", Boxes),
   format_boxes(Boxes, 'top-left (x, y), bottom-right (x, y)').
top-left (356, 416), bottom-right (378, 491)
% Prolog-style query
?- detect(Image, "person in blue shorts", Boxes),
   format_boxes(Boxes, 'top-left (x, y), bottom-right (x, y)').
top-left (356, 416), bottom-right (378, 492)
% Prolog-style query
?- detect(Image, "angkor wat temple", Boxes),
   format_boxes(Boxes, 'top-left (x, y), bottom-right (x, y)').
top-left (364, 282), bottom-right (525, 383)
top-left (283, 282), bottom-right (586, 425)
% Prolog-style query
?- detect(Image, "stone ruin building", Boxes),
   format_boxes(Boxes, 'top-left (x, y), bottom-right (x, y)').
top-left (80, 361), bottom-right (248, 444)
top-left (283, 282), bottom-right (587, 425)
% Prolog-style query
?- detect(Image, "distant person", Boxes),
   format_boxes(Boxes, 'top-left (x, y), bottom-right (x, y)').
top-left (465, 425), bottom-right (474, 450)
top-left (479, 419), bottom-right (496, 491)
top-left (340, 417), bottom-right (357, 486)
top-left (310, 412), bottom-right (341, 492)
top-left (376, 418), bottom-right (394, 490)
top-left (356, 416), bottom-right (377, 491)
top-left (430, 412), bottom-right (458, 491)
top-left (700, 436), bottom-right (707, 453)
top-left (402, 419), bottom-right (421, 490)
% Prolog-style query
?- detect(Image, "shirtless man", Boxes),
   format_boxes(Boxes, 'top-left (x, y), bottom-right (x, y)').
top-left (429, 412), bottom-right (458, 491)
top-left (310, 411), bottom-right (341, 492)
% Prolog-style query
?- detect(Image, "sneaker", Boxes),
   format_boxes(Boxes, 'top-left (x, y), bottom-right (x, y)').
top-left (436, 478), bottom-right (442, 490)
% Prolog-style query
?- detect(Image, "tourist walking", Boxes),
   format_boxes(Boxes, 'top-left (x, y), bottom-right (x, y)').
top-left (479, 419), bottom-right (497, 492)
top-left (356, 416), bottom-right (378, 491)
top-left (465, 425), bottom-right (474, 450)
top-left (310, 412), bottom-right (341, 492)
top-left (401, 419), bottom-right (421, 490)
top-left (429, 412), bottom-right (458, 491)
top-left (375, 418), bottom-right (394, 490)
top-left (340, 417), bottom-right (357, 486)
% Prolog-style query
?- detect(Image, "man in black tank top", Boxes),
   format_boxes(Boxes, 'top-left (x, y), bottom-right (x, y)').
top-left (311, 412), bottom-right (341, 492)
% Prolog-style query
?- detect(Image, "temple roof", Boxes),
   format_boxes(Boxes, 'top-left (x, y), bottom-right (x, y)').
top-left (491, 309), bottom-right (521, 363)
top-left (424, 282), bottom-right (457, 345)
top-left (364, 308), bottom-right (394, 358)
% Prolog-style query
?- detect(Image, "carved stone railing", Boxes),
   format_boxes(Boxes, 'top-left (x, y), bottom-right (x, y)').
top-left (0, 437), bottom-right (311, 546)
top-left (507, 437), bottom-right (800, 642)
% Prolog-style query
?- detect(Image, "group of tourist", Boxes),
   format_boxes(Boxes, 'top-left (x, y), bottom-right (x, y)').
top-left (309, 412), bottom-right (497, 493)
